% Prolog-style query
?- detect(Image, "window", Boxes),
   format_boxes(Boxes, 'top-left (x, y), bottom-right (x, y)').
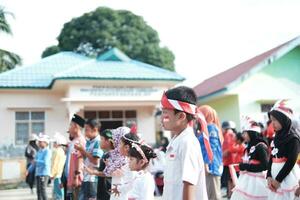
top-left (84, 110), bottom-right (137, 131)
top-left (15, 111), bottom-right (45, 145)
top-left (261, 104), bottom-right (274, 113)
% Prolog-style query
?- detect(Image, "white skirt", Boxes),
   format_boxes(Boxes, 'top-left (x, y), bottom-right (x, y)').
top-left (267, 162), bottom-right (300, 200)
top-left (231, 171), bottom-right (268, 200)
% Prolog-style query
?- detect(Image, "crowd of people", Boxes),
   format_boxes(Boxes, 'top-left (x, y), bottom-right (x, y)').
top-left (24, 86), bottom-right (300, 200)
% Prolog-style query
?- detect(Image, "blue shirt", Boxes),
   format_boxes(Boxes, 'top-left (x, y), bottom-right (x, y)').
top-left (197, 124), bottom-right (223, 176)
top-left (35, 147), bottom-right (52, 176)
top-left (83, 135), bottom-right (103, 182)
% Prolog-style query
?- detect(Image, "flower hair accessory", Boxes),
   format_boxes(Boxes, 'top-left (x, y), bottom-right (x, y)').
top-left (131, 143), bottom-right (148, 163)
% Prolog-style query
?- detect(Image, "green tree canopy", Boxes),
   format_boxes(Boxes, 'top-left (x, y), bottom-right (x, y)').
top-left (42, 7), bottom-right (175, 71)
top-left (0, 6), bottom-right (21, 73)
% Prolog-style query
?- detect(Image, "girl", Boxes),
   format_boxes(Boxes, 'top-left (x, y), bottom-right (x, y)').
top-left (51, 132), bottom-right (67, 200)
top-left (127, 143), bottom-right (157, 200)
top-left (267, 100), bottom-right (300, 200)
top-left (231, 116), bottom-right (269, 200)
top-left (198, 105), bottom-right (223, 200)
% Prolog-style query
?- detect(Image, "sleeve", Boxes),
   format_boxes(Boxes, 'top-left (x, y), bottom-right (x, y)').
top-left (240, 144), bottom-right (268, 172)
top-left (266, 155), bottom-right (273, 178)
top-left (181, 140), bottom-right (202, 185)
top-left (197, 134), bottom-right (210, 164)
top-left (92, 140), bottom-right (103, 158)
top-left (275, 139), bottom-right (300, 183)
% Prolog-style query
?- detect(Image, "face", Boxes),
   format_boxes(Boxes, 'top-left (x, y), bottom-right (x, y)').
top-left (68, 122), bottom-right (78, 140)
top-left (38, 141), bottom-right (47, 148)
top-left (128, 156), bottom-right (146, 171)
top-left (242, 131), bottom-right (250, 143)
top-left (84, 124), bottom-right (97, 139)
top-left (270, 115), bottom-right (282, 131)
top-left (119, 140), bottom-right (130, 156)
top-left (161, 108), bottom-right (185, 131)
top-left (100, 136), bottom-right (112, 151)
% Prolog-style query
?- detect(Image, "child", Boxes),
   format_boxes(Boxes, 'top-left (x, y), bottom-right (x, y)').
top-left (198, 105), bottom-right (223, 200)
top-left (51, 132), bottom-right (67, 200)
top-left (230, 132), bottom-right (246, 176)
top-left (75, 119), bottom-right (103, 200)
top-left (97, 129), bottom-right (114, 200)
top-left (126, 143), bottom-right (156, 200)
top-left (221, 120), bottom-right (237, 198)
top-left (35, 133), bottom-right (52, 200)
top-left (160, 86), bottom-right (208, 200)
top-left (231, 116), bottom-right (269, 200)
top-left (267, 100), bottom-right (300, 200)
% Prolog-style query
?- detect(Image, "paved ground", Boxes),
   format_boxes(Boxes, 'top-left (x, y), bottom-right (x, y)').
top-left (0, 187), bottom-right (228, 200)
top-left (0, 187), bottom-right (163, 200)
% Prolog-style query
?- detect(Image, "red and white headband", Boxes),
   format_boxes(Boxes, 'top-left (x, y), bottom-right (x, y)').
top-left (160, 92), bottom-right (197, 115)
top-left (131, 143), bottom-right (148, 163)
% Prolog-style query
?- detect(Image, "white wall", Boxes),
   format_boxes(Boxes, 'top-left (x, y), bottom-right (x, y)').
top-left (136, 106), bottom-right (156, 144)
top-left (0, 90), bottom-right (69, 148)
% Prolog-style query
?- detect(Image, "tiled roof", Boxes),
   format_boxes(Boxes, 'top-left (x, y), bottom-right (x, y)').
top-left (0, 48), bottom-right (184, 89)
top-left (194, 37), bottom-right (300, 98)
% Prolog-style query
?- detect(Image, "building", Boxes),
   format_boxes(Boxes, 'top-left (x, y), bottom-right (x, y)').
top-left (194, 37), bottom-right (300, 129)
top-left (0, 48), bottom-right (183, 183)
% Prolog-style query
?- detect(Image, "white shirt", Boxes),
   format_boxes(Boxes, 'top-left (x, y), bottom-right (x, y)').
top-left (129, 171), bottom-right (155, 200)
top-left (163, 127), bottom-right (208, 200)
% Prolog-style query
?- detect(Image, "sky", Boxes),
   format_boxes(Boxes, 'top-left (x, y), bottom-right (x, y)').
top-left (1, 0), bottom-right (300, 87)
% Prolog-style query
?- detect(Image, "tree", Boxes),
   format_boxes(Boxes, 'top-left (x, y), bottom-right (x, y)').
top-left (42, 7), bottom-right (175, 71)
top-left (0, 6), bottom-right (21, 73)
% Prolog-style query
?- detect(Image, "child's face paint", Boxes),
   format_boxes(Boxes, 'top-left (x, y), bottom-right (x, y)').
top-left (270, 115), bottom-right (282, 132)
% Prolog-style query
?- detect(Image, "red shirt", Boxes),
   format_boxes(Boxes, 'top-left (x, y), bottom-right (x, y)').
top-left (222, 129), bottom-right (236, 166)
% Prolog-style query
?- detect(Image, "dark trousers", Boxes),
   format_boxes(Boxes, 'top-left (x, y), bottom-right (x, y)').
top-left (36, 176), bottom-right (49, 200)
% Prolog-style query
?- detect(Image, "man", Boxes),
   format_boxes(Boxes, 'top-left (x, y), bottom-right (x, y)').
top-left (64, 114), bottom-right (86, 200)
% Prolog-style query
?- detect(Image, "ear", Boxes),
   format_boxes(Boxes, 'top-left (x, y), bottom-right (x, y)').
top-left (139, 159), bottom-right (148, 167)
top-left (177, 112), bottom-right (187, 121)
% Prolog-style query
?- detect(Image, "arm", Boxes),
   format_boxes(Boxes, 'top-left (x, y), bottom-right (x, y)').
top-left (183, 181), bottom-right (195, 200)
top-left (275, 139), bottom-right (300, 183)
top-left (51, 151), bottom-right (59, 178)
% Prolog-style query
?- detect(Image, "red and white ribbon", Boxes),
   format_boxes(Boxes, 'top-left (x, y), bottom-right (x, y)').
top-left (160, 92), bottom-right (197, 115)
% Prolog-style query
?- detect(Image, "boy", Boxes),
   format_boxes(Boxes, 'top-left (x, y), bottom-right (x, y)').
top-left (75, 119), bottom-right (103, 200)
top-left (35, 133), bottom-right (52, 200)
top-left (161, 86), bottom-right (208, 200)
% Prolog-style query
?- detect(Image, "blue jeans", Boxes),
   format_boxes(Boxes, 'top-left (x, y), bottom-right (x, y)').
top-left (53, 178), bottom-right (64, 200)
top-left (79, 181), bottom-right (97, 200)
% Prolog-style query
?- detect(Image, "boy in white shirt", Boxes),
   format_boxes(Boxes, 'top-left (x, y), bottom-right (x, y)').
top-left (161, 86), bottom-right (208, 200)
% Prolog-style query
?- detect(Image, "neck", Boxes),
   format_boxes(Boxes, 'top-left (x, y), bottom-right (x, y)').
top-left (172, 123), bottom-right (189, 136)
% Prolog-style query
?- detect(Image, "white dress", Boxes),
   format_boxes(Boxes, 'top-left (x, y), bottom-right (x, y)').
top-left (267, 160), bottom-right (300, 200)
top-left (231, 145), bottom-right (269, 200)
top-left (128, 171), bottom-right (155, 200)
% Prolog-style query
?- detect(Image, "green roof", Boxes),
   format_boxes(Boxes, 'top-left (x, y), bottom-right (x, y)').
top-left (0, 48), bottom-right (184, 89)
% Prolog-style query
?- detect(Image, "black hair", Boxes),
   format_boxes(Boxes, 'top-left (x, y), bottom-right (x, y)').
top-left (236, 132), bottom-right (244, 143)
top-left (85, 118), bottom-right (101, 130)
top-left (121, 132), bottom-right (140, 147)
top-left (165, 86), bottom-right (197, 122)
top-left (129, 144), bottom-right (157, 162)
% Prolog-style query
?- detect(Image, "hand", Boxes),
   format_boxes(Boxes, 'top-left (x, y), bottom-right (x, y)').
top-left (271, 179), bottom-right (280, 191)
top-left (103, 158), bottom-right (109, 166)
top-left (267, 177), bottom-right (276, 192)
top-left (110, 184), bottom-right (121, 197)
top-left (74, 143), bottom-right (84, 152)
top-left (295, 186), bottom-right (300, 197)
top-left (25, 170), bottom-right (29, 177)
top-left (204, 164), bottom-right (210, 174)
top-left (72, 175), bottom-right (80, 188)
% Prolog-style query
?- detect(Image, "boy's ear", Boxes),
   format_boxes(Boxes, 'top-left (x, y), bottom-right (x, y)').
top-left (177, 112), bottom-right (187, 121)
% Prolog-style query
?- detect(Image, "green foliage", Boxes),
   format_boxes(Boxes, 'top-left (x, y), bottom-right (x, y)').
top-left (0, 6), bottom-right (21, 73)
top-left (41, 45), bottom-right (60, 58)
top-left (43, 7), bottom-right (175, 71)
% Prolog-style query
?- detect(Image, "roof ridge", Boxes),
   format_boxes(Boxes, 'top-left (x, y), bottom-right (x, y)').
top-left (53, 58), bottom-right (96, 78)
